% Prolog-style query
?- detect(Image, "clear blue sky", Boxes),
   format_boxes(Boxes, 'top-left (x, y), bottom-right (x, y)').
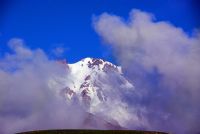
top-left (0, 0), bottom-right (199, 63)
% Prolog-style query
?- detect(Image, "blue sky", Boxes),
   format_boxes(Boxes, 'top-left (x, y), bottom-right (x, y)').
top-left (0, 0), bottom-right (198, 63)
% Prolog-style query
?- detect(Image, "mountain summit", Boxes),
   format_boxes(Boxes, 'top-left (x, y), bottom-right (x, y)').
top-left (49, 58), bottom-right (136, 129)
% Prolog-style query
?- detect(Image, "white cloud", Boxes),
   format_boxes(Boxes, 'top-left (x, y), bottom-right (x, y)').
top-left (94, 9), bottom-right (200, 134)
top-left (0, 38), bottom-right (87, 134)
top-left (8, 38), bottom-right (33, 58)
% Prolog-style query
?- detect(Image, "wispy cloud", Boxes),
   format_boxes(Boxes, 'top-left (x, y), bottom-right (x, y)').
top-left (52, 47), bottom-right (65, 57)
top-left (51, 44), bottom-right (69, 58)
top-left (94, 9), bottom-right (200, 134)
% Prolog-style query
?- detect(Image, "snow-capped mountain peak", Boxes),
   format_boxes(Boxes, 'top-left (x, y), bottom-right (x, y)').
top-left (61, 58), bottom-right (132, 106)
top-left (69, 57), bottom-right (122, 74)
top-left (49, 58), bottom-right (135, 128)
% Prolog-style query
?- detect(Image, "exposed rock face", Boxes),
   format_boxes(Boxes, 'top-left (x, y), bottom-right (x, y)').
top-left (60, 87), bottom-right (75, 100)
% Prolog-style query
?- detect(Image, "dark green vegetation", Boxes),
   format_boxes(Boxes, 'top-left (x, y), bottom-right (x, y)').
top-left (17, 129), bottom-right (168, 134)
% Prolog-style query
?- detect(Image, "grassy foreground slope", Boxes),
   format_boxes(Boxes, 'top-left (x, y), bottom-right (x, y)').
top-left (17, 129), bottom-right (168, 134)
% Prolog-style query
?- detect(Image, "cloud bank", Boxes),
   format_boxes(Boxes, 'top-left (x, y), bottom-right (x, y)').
top-left (0, 38), bottom-right (87, 134)
top-left (94, 9), bottom-right (200, 134)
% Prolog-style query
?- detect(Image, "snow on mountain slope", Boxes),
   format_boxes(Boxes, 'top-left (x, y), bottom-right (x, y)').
top-left (66, 58), bottom-right (133, 106)
top-left (48, 58), bottom-right (139, 129)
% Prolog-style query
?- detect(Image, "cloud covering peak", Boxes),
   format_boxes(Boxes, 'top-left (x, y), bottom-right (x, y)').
top-left (94, 9), bottom-right (200, 134)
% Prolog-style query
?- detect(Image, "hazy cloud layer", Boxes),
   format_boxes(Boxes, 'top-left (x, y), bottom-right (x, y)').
top-left (94, 9), bottom-right (200, 134)
top-left (0, 38), bottom-right (87, 134)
